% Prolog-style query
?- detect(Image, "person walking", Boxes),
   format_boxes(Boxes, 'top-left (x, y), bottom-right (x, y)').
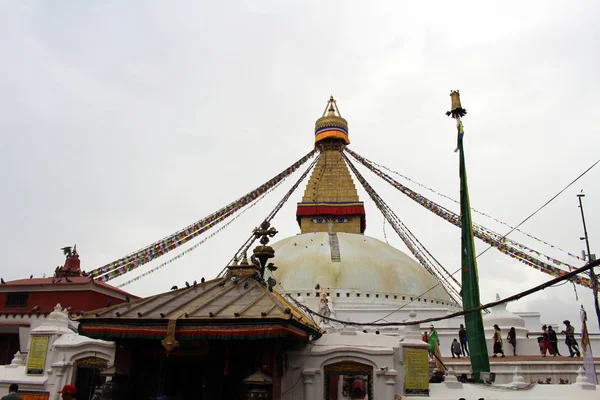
top-left (1, 384), bottom-right (23, 400)
top-left (492, 324), bottom-right (505, 357)
top-left (541, 325), bottom-right (554, 357)
top-left (428, 326), bottom-right (439, 359)
top-left (458, 324), bottom-right (469, 356)
top-left (428, 325), bottom-right (444, 372)
top-left (547, 325), bottom-right (561, 356)
top-left (507, 327), bottom-right (517, 356)
top-left (561, 320), bottom-right (581, 357)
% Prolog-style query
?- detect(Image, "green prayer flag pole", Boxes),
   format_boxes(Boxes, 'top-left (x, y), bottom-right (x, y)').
top-left (447, 90), bottom-right (490, 381)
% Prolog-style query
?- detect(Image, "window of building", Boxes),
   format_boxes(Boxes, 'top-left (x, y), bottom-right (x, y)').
top-left (5, 293), bottom-right (28, 308)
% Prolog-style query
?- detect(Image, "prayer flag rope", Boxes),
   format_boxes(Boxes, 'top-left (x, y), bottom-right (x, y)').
top-left (348, 151), bottom-right (583, 261)
top-left (90, 150), bottom-right (317, 281)
top-left (115, 176), bottom-right (286, 287)
top-left (345, 149), bottom-right (594, 288)
top-left (343, 153), bottom-right (462, 304)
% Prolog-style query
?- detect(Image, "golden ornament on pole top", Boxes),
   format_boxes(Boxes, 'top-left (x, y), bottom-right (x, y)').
top-left (446, 90), bottom-right (467, 119)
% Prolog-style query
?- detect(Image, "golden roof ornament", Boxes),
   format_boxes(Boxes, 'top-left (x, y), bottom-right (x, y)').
top-left (446, 90), bottom-right (467, 119)
top-left (314, 96), bottom-right (350, 146)
top-left (251, 221), bottom-right (278, 278)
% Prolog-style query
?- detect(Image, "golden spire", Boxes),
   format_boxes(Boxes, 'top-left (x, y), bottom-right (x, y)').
top-left (295, 97), bottom-right (365, 234)
top-left (314, 96), bottom-right (349, 146)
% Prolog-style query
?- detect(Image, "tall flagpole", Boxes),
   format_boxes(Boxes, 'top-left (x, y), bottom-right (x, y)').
top-left (447, 90), bottom-right (490, 381)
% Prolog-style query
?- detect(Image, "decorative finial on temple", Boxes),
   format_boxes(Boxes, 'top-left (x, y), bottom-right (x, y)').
top-left (315, 96), bottom-right (349, 146)
top-left (446, 90), bottom-right (467, 119)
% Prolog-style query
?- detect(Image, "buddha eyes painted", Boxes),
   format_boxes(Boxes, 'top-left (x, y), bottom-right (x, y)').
top-left (311, 217), bottom-right (350, 224)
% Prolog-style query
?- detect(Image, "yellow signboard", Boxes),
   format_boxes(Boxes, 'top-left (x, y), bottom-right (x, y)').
top-left (27, 336), bottom-right (49, 375)
top-left (404, 347), bottom-right (429, 395)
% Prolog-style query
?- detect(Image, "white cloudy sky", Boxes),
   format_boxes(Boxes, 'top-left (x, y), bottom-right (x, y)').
top-left (1, 1), bottom-right (599, 330)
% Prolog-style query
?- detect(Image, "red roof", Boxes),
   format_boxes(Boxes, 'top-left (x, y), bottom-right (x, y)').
top-left (0, 277), bottom-right (137, 298)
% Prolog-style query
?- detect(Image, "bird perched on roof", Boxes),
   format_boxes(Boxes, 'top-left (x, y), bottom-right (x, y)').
top-left (315, 283), bottom-right (320, 290)
top-left (244, 282), bottom-right (249, 289)
top-left (30, 274), bottom-right (33, 279)
top-left (65, 277), bottom-right (72, 283)
top-left (185, 281), bottom-right (190, 288)
top-left (218, 280), bottom-right (226, 287)
top-left (1, 278), bottom-right (5, 284)
top-left (125, 295), bottom-right (131, 302)
top-left (106, 300), bottom-right (112, 307)
top-left (201, 277), bottom-right (205, 283)
top-left (267, 277), bottom-right (277, 292)
top-left (171, 285), bottom-right (178, 290)
top-left (193, 280), bottom-right (197, 288)
top-left (61, 246), bottom-right (72, 257)
top-left (31, 305), bottom-right (40, 312)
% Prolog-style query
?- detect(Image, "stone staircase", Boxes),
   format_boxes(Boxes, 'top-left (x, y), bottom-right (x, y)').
top-left (329, 233), bottom-right (341, 262)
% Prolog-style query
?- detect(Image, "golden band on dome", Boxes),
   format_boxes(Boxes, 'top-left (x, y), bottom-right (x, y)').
top-left (315, 129), bottom-right (350, 145)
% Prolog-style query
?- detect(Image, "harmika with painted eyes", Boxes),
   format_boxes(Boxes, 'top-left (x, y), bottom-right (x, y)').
top-left (311, 217), bottom-right (350, 224)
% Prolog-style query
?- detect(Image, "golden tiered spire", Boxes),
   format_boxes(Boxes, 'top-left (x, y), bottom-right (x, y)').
top-left (295, 97), bottom-right (365, 234)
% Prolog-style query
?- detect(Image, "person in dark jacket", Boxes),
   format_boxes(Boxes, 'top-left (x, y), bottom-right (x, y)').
top-left (507, 327), bottom-right (517, 356)
top-left (458, 324), bottom-right (469, 356)
top-left (547, 325), bottom-right (561, 356)
top-left (2, 384), bottom-right (23, 400)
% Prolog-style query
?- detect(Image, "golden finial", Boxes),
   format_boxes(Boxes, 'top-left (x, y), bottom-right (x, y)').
top-left (315, 96), bottom-right (349, 146)
top-left (446, 90), bottom-right (467, 119)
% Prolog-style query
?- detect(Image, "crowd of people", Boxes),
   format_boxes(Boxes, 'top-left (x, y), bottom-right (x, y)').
top-left (422, 320), bottom-right (582, 359)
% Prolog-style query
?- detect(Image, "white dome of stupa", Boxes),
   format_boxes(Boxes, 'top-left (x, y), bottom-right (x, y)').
top-left (271, 232), bottom-right (457, 310)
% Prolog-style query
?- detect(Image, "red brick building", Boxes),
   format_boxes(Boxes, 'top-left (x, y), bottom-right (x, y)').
top-left (0, 247), bottom-right (137, 364)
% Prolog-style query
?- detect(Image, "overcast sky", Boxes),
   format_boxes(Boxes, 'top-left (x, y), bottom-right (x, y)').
top-left (1, 1), bottom-right (599, 331)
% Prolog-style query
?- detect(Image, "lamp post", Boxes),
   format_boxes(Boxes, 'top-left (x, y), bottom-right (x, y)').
top-left (577, 193), bottom-right (600, 331)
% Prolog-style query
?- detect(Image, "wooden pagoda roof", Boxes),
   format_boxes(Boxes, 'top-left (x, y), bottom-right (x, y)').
top-left (75, 273), bottom-right (323, 345)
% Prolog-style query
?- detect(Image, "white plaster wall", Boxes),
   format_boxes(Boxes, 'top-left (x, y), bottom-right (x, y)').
top-left (282, 332), bottom-right (400, 400)
top-left (0, 305), bottom-right (114, 399)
